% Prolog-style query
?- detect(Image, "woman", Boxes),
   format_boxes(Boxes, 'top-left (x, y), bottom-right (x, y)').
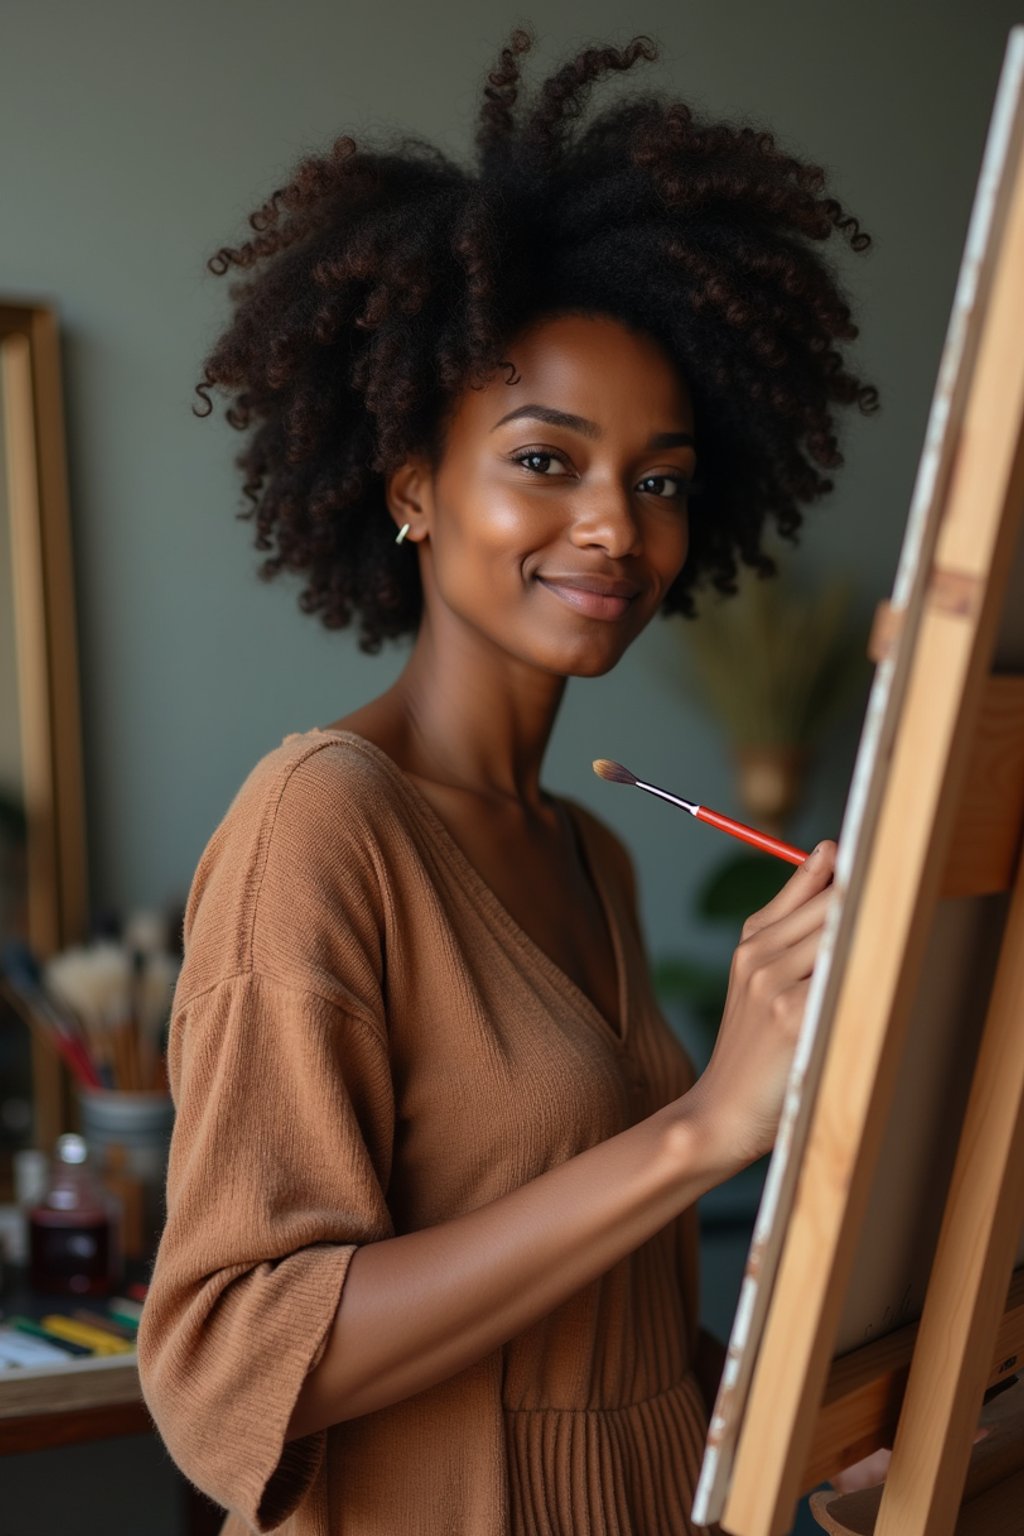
top-left (137, 28), bottom-right (878, 1534)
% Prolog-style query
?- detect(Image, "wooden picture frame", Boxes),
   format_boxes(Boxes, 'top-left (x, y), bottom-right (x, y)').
top-left (1, 299), bottom-right (89, 1160)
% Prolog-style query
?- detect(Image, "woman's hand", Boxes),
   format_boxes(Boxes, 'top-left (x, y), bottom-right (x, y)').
top-left (685, 840), bottom-right (838, 1174)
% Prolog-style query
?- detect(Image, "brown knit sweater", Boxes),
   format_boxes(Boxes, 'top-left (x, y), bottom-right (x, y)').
top-left (137, 728), bottom-right (712, 1534)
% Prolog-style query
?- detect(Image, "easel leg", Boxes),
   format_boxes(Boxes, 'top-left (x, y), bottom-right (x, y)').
top-left (874, 846), bottom-right (1024, 1536)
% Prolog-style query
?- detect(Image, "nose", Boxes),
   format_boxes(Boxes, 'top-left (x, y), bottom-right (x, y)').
top-left (568, 489), bottom-right (643, 559)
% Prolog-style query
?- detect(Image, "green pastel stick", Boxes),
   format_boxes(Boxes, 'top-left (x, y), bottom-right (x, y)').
top-left (8, 1316), bottom-right (94, 1356)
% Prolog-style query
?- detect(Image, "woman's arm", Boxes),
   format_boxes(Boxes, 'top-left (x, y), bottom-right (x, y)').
top-left (286, 838), bottom-right (838, 1440)
top-left (286, 1096), bottom-right (724, 1437)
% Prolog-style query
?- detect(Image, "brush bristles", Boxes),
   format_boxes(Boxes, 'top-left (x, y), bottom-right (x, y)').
top-left (592, 759), bottom-right (638, 786)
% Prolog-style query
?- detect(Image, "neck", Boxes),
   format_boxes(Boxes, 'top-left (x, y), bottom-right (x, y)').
top-left (381, 609), bottom-right (567, 809)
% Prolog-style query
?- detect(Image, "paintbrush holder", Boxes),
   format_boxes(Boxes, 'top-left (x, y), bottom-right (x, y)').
top-left (75, 1086), bottom-right (175, 1258)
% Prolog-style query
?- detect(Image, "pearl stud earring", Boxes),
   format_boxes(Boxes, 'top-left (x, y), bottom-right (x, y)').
top-left (395, 523), bottom-right (411, 544)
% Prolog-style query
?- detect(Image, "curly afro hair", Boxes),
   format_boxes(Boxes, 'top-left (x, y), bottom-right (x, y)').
top-left (194, 25), bottom-right (879, 654)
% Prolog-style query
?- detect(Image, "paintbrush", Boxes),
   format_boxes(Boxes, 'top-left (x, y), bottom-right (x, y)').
top-left (592, 759), bottom-right (809, 865)
top-left (134, 949), bottom-right (179, 1090)
top-left (86, 942), bottom-right (136, 1090)
top-left (44, 946), bottom-right (117, 1088)
top-left (0, 944), bottom-right (104, 1088)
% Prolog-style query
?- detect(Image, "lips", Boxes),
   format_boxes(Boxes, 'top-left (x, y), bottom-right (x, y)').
top-left (536, 574), bottom-right (641, 621)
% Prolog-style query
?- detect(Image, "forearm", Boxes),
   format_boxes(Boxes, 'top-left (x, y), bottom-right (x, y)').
top-left (286, 1095), bottom-right (730, 1437)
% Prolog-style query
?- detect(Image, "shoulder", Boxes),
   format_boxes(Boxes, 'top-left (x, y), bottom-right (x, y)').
top-left (188, 730), bottom-right (401, 899)
top-left (244, 727), bottom-right (402, 826)
top-left (178, 730), bottom-right (412, 1002)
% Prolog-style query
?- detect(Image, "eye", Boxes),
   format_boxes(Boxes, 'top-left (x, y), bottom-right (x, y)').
top-left (508, 448), bottom-right (703, 499)
top-left (636, 472), bottom-right (699, 500)
top-left (509, 449), bottom-right (571, 477)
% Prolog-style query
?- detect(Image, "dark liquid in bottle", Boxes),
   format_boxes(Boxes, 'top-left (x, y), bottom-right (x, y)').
top-left (29, 1207), bottom-right (117, 1297)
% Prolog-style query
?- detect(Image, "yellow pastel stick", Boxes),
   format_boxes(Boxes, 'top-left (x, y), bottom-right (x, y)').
top-left (40, 1315), bottom-right (134, 1355)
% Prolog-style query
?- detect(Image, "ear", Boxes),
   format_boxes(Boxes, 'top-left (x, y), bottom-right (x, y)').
top-left (385, 457), bottom-right (434, 544)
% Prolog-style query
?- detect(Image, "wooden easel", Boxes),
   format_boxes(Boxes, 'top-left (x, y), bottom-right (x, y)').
top-left (804, 643), bottom-right (1024, 1536)
top-left (706, 29), bottom-right (1024, 1536)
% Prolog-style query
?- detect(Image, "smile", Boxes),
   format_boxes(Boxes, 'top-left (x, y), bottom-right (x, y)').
top-left (536, 579), bottom-right (636, 622)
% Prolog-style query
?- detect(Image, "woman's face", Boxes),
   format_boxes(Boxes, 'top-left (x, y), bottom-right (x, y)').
top-left (390, 310), bottom-right (697, 678)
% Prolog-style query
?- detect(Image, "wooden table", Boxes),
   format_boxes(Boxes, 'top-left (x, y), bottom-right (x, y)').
top-left (0, 1265), bottom-right (224, 1533)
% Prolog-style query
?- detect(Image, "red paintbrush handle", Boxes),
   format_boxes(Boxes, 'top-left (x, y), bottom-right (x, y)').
top-left (51, 1029), bottom-right (104, 1088)
top-left (696, 805), bottom-right (808, 865)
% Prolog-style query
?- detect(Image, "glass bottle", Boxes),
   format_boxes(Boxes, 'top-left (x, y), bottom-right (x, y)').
top-left (28, 1133), bottom-right (122, 1296)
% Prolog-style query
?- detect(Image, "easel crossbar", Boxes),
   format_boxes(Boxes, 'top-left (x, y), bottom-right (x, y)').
top-left (801, 1270), bottom-right (1024, 1492)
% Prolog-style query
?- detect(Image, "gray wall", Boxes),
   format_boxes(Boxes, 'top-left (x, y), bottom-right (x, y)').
top-left (2, 0), bottom-right (1020, 968)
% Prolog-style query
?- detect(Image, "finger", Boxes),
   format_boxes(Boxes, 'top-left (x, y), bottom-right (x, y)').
top-left (760, 933), bottom-right (821, 1002)
top-left (750, 883), bottom-right (836, 961)
top-left (742, 840), bottom-right (837, 937)
top-left (733, 886), bottom-right (834, 986)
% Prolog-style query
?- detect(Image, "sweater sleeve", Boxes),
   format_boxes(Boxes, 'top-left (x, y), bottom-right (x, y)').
top-left (137, 741), bottom-right (398, 1531)
top-left (137, 973), bottom-right (395, 1531)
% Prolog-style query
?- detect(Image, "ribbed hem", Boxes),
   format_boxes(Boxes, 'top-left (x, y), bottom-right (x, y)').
top-left (505, 1374), bottom-right (719, 1535)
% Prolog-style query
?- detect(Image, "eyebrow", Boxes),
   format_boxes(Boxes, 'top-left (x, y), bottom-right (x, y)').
top-left (489, 403), bottom-right (696, 453)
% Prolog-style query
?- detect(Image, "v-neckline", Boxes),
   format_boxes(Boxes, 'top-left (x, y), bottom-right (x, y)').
top-left (304, 727), bottom-right (631, 1050)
